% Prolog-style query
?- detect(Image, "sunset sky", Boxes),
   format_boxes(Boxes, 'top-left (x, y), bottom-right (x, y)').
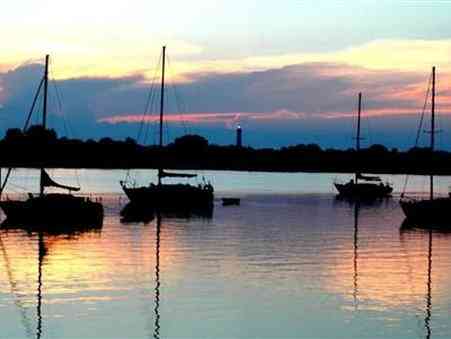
top-left (1, 1), bottom-right (451, 148)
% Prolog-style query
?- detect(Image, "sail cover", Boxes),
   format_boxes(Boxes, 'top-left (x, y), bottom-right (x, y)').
top-left (159, 170), bottom-right (197, 178)
top-left (41, 170), bottom-right (80, 191)
top-left (357, 173), bottom-right (381, 182)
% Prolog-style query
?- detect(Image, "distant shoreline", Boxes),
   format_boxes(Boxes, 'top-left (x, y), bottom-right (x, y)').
top-left (2, 165), bottom-right (451, 176)
top-left (2, 127), bottom-right (451, 176)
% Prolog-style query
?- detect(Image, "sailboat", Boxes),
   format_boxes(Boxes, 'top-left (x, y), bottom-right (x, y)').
top-left (0, 55), bottom-right (104, 228)
top-left (334, 92), bottom-right (393, 199)
top-left (400, 67), bottom-right (451, 228)
top-left (120, 46), bottom-right (214, 211)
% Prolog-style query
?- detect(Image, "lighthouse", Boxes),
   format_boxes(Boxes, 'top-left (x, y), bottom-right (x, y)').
top-left (236, 125), bottom-right (242, 148)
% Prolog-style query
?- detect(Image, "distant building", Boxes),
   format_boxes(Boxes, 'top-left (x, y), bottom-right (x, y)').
top-left (236, 125), bottom-right (242, 147)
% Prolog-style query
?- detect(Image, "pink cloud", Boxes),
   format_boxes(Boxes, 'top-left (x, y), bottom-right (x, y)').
top-left (98, 110), bottom-right (308, 127)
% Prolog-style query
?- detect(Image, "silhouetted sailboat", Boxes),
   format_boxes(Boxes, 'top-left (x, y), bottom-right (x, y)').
top-left (400, 67), bottom-right (451, 228)
top-left (0, 55), bottom-right (103, 228)
top-left (334, 93), bottom-right (392, 199)
top-left (120, 46), bottom-right (214, 212)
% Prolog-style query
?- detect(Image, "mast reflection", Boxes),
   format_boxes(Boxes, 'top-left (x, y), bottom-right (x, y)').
top-left (425, 230), bottom-right (432, 339)
top-left (400, 226), bottom-right (436, 339)
top-left (153, 212), bottom-right (161, 339)
top-left (36, 232), bottom-right (46, 339)
top-left (353, 201), bottom-right (360, 310)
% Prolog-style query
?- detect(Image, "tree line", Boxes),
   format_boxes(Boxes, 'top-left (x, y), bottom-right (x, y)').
top-left (1, 125), bottom-right (451, 174)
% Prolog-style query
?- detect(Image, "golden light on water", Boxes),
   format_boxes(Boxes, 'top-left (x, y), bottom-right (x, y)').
top-left (0, 219), bottom-right (182, 300)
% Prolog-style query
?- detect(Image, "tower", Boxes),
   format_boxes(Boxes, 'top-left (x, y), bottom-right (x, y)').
top-left (236, 125), bottom-right (242, 147)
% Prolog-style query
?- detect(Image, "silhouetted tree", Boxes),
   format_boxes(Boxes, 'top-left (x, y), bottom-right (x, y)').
top-left (25, 125), bottom-right (57, 144)
top-left (4, 128), bottom-right (23, 142)
top-left (171, 134), bottom-right (208, 152)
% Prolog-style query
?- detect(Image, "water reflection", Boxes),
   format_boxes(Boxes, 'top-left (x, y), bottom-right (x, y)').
top-left (353, 201), bottom-right (360, 310)
top-left (0, 233), bottom-right (34, 338)
top-left (1, 188), bottom-right (451, 338)
top-left (399, 227), bottom-right (432, 339)
top-left (399, 226), bottom-right (451, 339)
top-left (153, 213), bottom-right (161, 339)
top-left (0, 224), bottom-right (103, 339)
top-left (425, 230), bottom-right (432, 339)
top-left (120, 202), bottom-right (213, 224)
top-left (37, 232), bottom-right (45, 339)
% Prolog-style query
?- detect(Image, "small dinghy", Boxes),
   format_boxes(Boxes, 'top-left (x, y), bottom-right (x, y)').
top-left (222, 198), bottom-right (240, 206)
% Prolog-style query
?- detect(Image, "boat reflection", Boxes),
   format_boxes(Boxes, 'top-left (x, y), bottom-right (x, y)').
top-left (334, 194), bottom-right (390, 207)
top-left (1, 213), bottom-right (103, 235)
top-left (400, 217), bottom-right (451, 233)
top-left (120, 201), bottom-right (213, 224)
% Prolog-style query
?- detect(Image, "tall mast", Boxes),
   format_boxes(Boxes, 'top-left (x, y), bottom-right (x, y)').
top-left (158, 46), bottom-right (166, 186)
top-left (430, 67), bottom-right (435, 200)
top-left (355, 92), bottom-right (362, 184)
top-left (40, 55), bottom-right (49, 196)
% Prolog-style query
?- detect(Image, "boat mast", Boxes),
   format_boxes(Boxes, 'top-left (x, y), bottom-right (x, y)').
top-left (430, 67), bottom-right (435, 200)
top-left (355, 92), bottom-right (362, 184)
top-left (40, 55), bottom-right (49, 196)
top-left (158, 46), bottom-right (166, 186)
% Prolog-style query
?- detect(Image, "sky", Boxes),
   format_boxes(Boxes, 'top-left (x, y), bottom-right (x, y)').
top-left (1, 1), bottom-right (451, 149)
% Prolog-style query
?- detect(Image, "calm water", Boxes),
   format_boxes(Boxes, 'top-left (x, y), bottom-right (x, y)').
top-left (1, 170), bottom-right (451, 339)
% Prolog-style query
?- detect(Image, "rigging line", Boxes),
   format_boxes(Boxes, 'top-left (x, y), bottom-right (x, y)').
top-left (1, 73), bottom-right (47, 196)
top-left (363, 99), bottom-right (373, 147)
top-left (143, 73), bottom-right (159, 146)
top-left (125, 56), bottom-right (161, 182)
top-left (402, 73), bottom-right (432, 196)
top-left (166, 54), bottom-right (188, 136)
top-left (49, 62), bottom-right (76, 138)
top-left (171, 76), bottom-right (189, 136)
top-left (139, 54), bottom-right (162, 145)
top-left (50, 75), bottom-right (81, 188)
top-left (435, 74), bottom-right (443, 150)
top-left (51, 78), bottom-right (69, 137)
top-left (24, 77), bottom-right (45, 131)
top-left (137, 66), bottom-right (158, 144)
top-left (139, 62), bottom-right (161, 172)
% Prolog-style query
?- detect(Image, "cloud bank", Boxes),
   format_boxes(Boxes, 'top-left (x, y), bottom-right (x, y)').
top-left (1, 59), bottom-right (450, 149)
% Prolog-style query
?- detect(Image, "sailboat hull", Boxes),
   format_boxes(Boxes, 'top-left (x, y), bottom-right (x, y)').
top-left (400, 198), bottom-right (451, 228)
top-left (334, 182), bottom-right (392, 199)
top-left (0, 193), bottom-right (104, 229)
top-left (121, 183), bottom-right (214, 209)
